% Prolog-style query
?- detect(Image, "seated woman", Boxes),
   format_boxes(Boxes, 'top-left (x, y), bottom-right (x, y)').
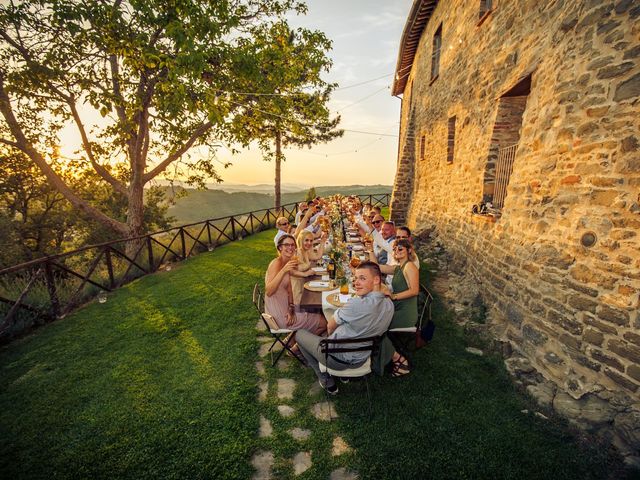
top-left (374, 238), bottom-right (420, 375)
top-left (290, 230), bottom-right (324, 305)
top-left (265, 234), bottom-right (327, 340)
top-left (373, 239), bottom-right (420, 328)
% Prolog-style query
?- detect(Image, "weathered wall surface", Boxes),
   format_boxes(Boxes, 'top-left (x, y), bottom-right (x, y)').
top-left (392, 0), bottom-right (640, 458)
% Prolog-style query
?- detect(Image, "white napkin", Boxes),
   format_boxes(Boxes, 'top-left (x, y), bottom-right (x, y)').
top-left (311, 267), bottom-right (327, 273)
top-left (351, 245), bottom-right (364, 251)
top-left (338, 294), bottom-right (351, 304)
top-left (309, 281), bottom-right (329, 288)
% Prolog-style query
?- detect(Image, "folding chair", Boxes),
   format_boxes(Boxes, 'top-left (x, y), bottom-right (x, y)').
top-left (252, 283), bottom-right (304, 367)
top-left (388, 284), bottom-right (434, 359)
top-left (318, 335), bottom-right (382, 417)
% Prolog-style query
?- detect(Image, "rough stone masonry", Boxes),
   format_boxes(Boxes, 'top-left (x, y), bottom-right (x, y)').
top-left (391, 0), bottom-right (640, 463)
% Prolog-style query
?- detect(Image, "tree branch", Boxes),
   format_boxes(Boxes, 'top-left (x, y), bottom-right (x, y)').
top-left (0, 74), bottom-right (129, 236)
top-left (144, 121), bottom-right (213, 182)
top-left (66, 96), bottom-right (127, 196)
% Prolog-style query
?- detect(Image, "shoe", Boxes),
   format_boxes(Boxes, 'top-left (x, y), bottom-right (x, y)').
top-left (391, 355), bottom-right (411, 378)
top-left (319, 379), bottom-right (339, 395)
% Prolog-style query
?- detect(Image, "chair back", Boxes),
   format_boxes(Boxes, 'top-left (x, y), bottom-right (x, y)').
top-left (319, 336), bottom-right (382, 358)
top-left (252, 283), bottom-right (264, 314)
top-left (417, 284), bottom-right (433, 329)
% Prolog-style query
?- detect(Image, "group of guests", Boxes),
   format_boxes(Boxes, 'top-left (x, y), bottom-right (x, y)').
top-left (264, 197), bottom-right (422, 394)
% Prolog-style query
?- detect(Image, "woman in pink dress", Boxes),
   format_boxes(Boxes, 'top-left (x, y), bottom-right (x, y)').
top-left (265, 234), bottom-right (327, 336)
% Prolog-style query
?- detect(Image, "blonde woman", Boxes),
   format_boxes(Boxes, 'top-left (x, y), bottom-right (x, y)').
top-left (290, 230), bottom-right (323, 304)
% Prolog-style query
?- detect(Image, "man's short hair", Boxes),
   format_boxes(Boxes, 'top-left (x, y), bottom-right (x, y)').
top-left (356, 261), bottom-right (381, 280)
top-left (397, 226), bottom-right (411, 237)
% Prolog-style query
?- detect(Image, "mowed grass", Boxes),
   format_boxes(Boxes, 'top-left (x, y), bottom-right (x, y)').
top-left (0, 229), bottom-right (629, 480)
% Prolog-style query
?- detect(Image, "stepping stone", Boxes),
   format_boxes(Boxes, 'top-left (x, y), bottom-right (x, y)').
top-left (311, 402), bottom-right (337, 421)
top-left (289, 427), bottom-right (312, 441)
top-left (329, 467), bottom-right (359, 480)
top-left (277, 378), bottom-right (296, 400)
top-left (257, 336), bottom-right (272, 343)
top-left (256, 319), bottom-right (267, 331)
top-left (259, 416), bottom-right (272, 438)
top-left (258, 381), bottom-right (268, 402)
top-left (276, 357), bottom-right (293, 371)
top-left (255, 361), bottom-right (266, 376)
top-left (465, 347), bottom-right (484, 356)
top-left (251, 450), bottom-right (274, 480)
top-left (308, 382), bottom-right (323, 397)
top-left (258, 343), bottom-right (271, 357)
top-left (332, 436), bottom-right (352, 456)
top-left (292, 451), bottom-right (312, 475)
top-left (278, 405), bottom-right (295, 418)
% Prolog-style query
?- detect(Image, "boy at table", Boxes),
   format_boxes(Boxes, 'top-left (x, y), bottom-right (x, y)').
top-left (296, 261), bottom-right (410, 394)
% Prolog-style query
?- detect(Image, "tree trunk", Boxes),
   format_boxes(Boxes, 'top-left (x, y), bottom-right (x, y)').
top-left (125, 174), bottom-right (145, 260)
top-left (274, 130), bottom-right (282, 209)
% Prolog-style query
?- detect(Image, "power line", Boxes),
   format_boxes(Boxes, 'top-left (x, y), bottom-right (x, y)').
top-left (336, 85), bottom-right (390, 112)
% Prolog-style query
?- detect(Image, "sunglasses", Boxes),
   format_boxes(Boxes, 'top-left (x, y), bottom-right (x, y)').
top-left (396, 235), bottom-right (408, 239)
top-left (279, 221), bottom-right (289, 226)
top-left (372, 220), bottom-right (382, 225)
top-left (393, 246), bottom-right (406, 251)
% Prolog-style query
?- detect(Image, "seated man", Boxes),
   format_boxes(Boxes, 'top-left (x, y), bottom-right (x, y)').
top-left (296, 261), bottom-right (410, 394)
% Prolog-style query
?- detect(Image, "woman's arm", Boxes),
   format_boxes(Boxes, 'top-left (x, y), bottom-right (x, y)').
top-left (365, 250), bottom-right (395, 274)
top-left (391, 263), bottom-right (419, 301)
top-left (265, 259), bottom-right (297, 297)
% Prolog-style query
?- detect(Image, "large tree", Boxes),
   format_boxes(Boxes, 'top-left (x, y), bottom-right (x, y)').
top-left (0, 0), bottom-right (306, 252)
top-left (231, 20), bottom-right (343, 208)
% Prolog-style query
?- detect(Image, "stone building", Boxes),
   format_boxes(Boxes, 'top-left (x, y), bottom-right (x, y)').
top-left (390, 0), bottom-right (640, 461)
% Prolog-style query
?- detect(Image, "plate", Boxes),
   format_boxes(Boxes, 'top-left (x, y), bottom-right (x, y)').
top-left (311, 266), bottom-right (327, 274)
top-left (351, 245), bottom-right (364, 251)
top-left (304, 280), bottom-right (334, 292)
top-left (326, 292), bottom-right (351, 307)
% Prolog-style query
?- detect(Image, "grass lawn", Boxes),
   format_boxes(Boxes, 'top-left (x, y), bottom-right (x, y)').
top-left (0, 229), bottom-right (629, 479)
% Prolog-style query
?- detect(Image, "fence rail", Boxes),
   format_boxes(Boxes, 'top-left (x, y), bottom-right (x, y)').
top-left (0, 193), bottom-right (390, 341)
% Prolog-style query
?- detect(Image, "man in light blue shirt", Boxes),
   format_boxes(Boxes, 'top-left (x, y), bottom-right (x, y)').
top-left (296, 261), bottom-right (394, 394)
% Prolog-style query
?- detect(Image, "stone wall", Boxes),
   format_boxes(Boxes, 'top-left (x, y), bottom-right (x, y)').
top-left (392, 0), bottom-right (640, 460)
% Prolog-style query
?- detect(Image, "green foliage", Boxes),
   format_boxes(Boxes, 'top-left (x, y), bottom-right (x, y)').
top-left (0, 145), bottom-right (173, 267)
top-left (0, 231), bottom-right (628, 479)
top-left (0, 0), bottom-right (314, 238)
top-left (229, 20), bottom-right (343, 206)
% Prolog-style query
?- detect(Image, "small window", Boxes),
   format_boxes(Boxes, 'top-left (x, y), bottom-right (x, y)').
top-left (478, 0), bottom-right (493, 25)
top-left (420, 134), bottom-right (426, 160)
top-left (431, 24), bottom-right (442, 81)
top-left (447, 116), bottom-right (456, 164)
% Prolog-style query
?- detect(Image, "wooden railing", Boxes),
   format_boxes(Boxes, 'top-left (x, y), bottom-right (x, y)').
top-left (0, 193), bottom-right (390, 341)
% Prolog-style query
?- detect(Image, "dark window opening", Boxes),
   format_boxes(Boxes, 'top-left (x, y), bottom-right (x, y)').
top-left (447, 116), bottom-right (456, 164)
top-left (431, 24), bottom-right (442, 81)
top-left (420, 134), bottom-right (426, 160)
top-left (481, 73), bottom-right (531, 211)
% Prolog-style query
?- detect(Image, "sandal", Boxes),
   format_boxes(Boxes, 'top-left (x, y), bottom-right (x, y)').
top-left (390, 355), bottom-right (411, 378)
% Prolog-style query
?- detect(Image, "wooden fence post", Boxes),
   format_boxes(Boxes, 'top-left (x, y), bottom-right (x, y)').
top-left (179, 228), bottom-right (186, 259)
top-left (43, 262), bottom-right (60, 319)
top-left (105, 247), bottom-right (115, 289)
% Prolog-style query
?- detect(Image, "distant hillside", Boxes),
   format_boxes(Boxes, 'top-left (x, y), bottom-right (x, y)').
top-left (165, 185), bottom-right (392, 225)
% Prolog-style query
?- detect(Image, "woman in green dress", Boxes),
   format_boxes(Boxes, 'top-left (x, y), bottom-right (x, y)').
top-left (375, 238), bottom-right (420, 376)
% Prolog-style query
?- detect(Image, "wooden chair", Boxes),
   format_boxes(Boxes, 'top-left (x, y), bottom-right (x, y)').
top-left (252, 283), bottom-right (304, 367)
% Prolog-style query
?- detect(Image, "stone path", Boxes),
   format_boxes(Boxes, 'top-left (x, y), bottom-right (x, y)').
top-left (251, 320), bottom-right (358, 479)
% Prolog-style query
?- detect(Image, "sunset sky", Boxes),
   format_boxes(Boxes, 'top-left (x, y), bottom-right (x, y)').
top-left (58, 0), bottom-right (413, 188)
